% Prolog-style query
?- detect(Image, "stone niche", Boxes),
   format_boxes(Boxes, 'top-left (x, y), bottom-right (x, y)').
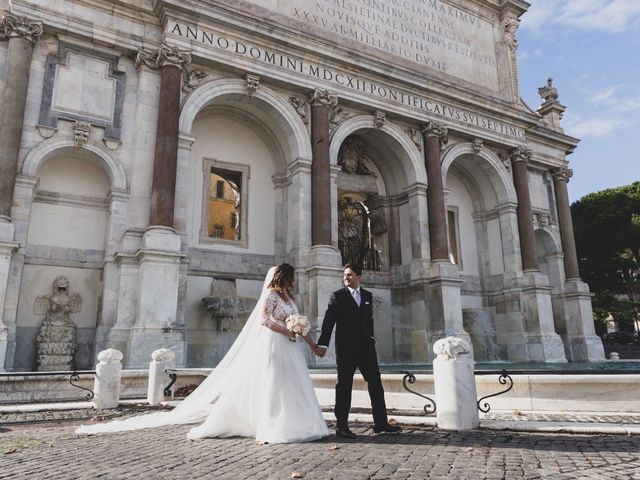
top-left (198, 278), bottom-right (255, 365)
top-left (15, 266), bottom-right (100, 371)
top-left (462, 308), bottom-right (505, 362)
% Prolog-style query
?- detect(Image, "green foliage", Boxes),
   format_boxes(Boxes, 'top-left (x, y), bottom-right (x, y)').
top-left (571, 182), bottom-right (640, 326)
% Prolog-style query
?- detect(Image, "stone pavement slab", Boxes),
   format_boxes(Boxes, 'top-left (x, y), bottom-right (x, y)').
top-left (1, 418), bottom-right (640, 479)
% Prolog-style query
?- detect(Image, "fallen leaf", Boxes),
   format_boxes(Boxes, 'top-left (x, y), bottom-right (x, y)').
top-left (291, 472), bottom-right (305, 478)
top-left (4, 448), bottom-right (17, 454)
top-left (328, 444), bottom-right (340, 450)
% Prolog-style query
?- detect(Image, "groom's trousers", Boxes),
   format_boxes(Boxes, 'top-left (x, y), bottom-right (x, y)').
top-left (335, 344), bottom-right (388, 427)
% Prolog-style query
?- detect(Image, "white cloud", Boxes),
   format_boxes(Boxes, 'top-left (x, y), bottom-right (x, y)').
top-left (522, 0), bottom-right (640, 33)
top-left (565, 117), bottom-right (631, 138)
top-left (612, 96), bottom-right (640, 112)
top-left (517, 49), bottom-right (542, 62)
top-left (588, 84), bottom-right (625, 103)
top-left (584, 84), bottom-right (640, 112)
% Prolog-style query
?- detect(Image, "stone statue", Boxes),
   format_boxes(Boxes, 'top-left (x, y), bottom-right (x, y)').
top-left (603, 312), bottom-right (618, 334)
top-left (433, 336), bottom-right (471, 360)
top-left (34, 276), bottom-right (82, 371)
top-left (538, 77), bottom-right (559, 103)
top-left (338, 137), bottom-right (375, 175)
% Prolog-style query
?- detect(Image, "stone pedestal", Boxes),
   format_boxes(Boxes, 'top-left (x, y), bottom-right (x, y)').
top-left (306, 245), bottom-right (342, 367)
top-left (147, 348), bottom-right (175, 405)
top-left (126, 226), bottom-right (186, 367)
top-left (93, 348), bottom-right (123, 409)
top-left (560, 280), bottom-right (605, 361)
top-left (433, 337), bottom-right (479, 431)
top-left (426, 261), bottom-right (471, 359)
top-left (521, 272), bottom-right (567, 362)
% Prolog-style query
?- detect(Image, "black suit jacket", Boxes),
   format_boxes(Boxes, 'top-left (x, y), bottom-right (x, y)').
top-left (318, 287), bottom-right (375, 359)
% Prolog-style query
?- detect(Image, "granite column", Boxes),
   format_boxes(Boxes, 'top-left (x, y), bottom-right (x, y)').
top-left (309, 88), bottom-right (336, 247)
top-left (510, 147), bottom-right (566, 361)
top-left (552, 166), bottom-right (605, 360)
top-left (422, 121), bottom-right (449, 262)
top-left (307, 89), bottom-right (343, 368)
top-left (0, 12), bottom-right (42, 371)
top-left (124, 44), bottom-right (190, 367)
top-left (0, 12), bottom-right (42, 221)
top-left (421, 121), bottom-right (468, 359)
top-left (510, 147), bottom-right (538, 272)
top-left (552, 167), bottom-right (580, 280)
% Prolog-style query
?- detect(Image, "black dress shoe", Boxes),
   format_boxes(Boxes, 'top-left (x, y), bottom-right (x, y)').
top-left (373, 423), bottom-right (402, 433)
top-left (335, 426), bottom-right (357, 439)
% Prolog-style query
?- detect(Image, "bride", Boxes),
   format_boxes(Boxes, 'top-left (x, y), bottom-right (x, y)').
top-left (76, 263), bottom-right (329, 443)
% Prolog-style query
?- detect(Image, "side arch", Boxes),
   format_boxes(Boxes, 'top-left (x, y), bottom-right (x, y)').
top-left (21, 136), bottom-right (127, 190)
top-left (330, 115), bottom-right (427, 185)
top-left (441, 142), bottom-right (516, 205)
top-left (179, 78), bottom-right (312, 163)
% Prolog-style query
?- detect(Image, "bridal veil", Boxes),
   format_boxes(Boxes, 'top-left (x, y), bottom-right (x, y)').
top-left (76, 267), bottom-right (278, 434)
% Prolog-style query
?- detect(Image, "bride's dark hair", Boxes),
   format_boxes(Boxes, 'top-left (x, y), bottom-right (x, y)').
top-left (268, 263), bottom-right (295, 300)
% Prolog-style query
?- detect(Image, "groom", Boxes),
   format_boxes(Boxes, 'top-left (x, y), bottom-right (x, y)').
top-left (315, 264), bottom-right (401, 438)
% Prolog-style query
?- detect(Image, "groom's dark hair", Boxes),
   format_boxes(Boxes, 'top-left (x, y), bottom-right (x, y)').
top-left (344, 263), bottom-right (363, 276)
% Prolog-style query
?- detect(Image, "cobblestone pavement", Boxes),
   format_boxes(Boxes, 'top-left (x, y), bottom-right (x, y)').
top-left (482, 411), bottom-right (640, 424)
top-left (1, 417), bottom-right (640, 479)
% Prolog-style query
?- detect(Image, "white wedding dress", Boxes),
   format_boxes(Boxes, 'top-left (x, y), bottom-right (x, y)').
top-left (76, 268), bottom-right (329, 444)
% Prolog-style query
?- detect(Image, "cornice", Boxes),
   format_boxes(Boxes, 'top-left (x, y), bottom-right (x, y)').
top-left (154, 0), bottom-right (535, 121)
top-left (11, 0), bottom-right (159, 52)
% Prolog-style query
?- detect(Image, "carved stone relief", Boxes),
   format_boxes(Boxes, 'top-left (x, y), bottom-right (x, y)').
top-left (34, 276), bottom-right (82, 371)
top-left (182, 68), bottom-right (208, 93)
top-left (244, 73), bottom-right (260, 97)
top-left (288, 95), bottom-right (308, 123)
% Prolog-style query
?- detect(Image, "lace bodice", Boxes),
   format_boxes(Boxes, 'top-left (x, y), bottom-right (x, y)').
top-left (262, 290), bottom-right (298, 328)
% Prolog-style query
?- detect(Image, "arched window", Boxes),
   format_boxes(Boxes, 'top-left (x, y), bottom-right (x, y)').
top-left (338, 195), bottom-right (382, 271)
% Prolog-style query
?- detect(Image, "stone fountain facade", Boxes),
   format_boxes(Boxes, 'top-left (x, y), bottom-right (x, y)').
top-left (0, 0), bottom-right (605, 370)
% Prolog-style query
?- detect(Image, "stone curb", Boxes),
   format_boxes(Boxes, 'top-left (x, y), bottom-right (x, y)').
top-left (3, 401), bottom-right (640, 435)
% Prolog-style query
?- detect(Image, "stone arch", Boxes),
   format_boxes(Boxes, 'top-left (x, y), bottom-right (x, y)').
top-left (441, 142), bottom-right (517, 205)
top-left (535, 226), bottom-right (562, 255)
top-left (21, 136), bottom-right (127, 190)
top-left (330, 115), bottom-right (426, 190)
top-left (179, 79), bottom-right (312, 165)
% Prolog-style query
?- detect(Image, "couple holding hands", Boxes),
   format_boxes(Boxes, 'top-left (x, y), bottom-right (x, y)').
top-left (77, 263), bottom-right (400, 443)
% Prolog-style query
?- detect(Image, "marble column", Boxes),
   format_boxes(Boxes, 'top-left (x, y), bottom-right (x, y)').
top-left (124, 44), bottom-right (191, 367)
top-left (421, 121), bottom-right (449, 262)
top-left (0, 12), bottom-right (42, 222)
top-left (136, 43), bottom-right (191, 228)
top-left (0, 12), bottom-right (42, 370)
top-left (552, 167), bottom-right (605, 361)
top-left (510, 147), bottom-right (566, 362)
top-left (309, 88), bottom-right (337, 247)
top-left (552, 167), bottom-right (580, 280)
top-left (510, 147), bottom-right (538, 272)
top-left (420, 122), bottom-right (468, 359)
top-left (307, 89), bottom-right (342, 367)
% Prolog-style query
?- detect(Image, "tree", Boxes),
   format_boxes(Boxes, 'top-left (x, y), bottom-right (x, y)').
top-left (571, 182), bottom-right (640, 329)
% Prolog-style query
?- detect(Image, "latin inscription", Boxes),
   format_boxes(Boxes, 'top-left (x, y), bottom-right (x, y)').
top-left (169, 22), bottom-right (525, 140)
top-left (243, 0), bottom-right (499, 90)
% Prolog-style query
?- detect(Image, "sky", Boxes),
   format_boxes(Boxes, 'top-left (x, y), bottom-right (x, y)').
top-left (516, 0), bottom-right (640, 202)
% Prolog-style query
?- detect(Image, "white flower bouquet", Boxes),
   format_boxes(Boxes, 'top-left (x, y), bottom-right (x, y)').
top-left (285, 314), bottom-right (310, 341)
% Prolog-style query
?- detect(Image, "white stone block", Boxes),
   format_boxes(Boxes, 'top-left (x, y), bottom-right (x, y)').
top-left (433, 337), bottom-right (479, 431)
top-left (142, 226), bottom-right (181, 252)
top-left (147, 348), bottom-right (176, 405)
top-left (92, 348), bottom-right (123, 409)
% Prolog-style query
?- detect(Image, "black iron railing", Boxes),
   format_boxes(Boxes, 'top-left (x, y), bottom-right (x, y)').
top-left (338, 243), bottom-right (382, 271)
top-left (398, 367), bottom-right (640, 416)
top-left (0, 370), bottom-right (95, 401)
top-left (401, 371), bottom-right (436, 415)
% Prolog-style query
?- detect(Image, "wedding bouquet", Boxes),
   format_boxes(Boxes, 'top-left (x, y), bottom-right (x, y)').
top-left (285, 314), bottom-right (310, 341)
